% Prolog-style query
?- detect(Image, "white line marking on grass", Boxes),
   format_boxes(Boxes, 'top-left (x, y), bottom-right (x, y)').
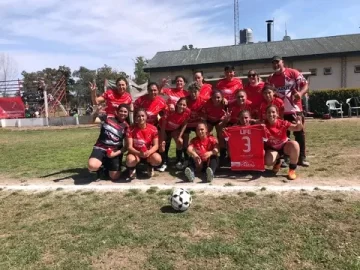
top-left (1, 184), bottom-right (360, 193)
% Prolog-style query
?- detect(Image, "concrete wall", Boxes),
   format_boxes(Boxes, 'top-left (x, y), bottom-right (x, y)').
top-left (346, 56), bottom-right (360, 88)
top-left (0, 115), bottom-right (93, 128)
top-left (292, 58), bottom-right (342, 89)
top-left (148, 55), bottom-right (360, 91)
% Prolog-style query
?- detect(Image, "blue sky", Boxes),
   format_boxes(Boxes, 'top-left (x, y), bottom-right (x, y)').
top-left (0, 0), bottom-right (359, 79)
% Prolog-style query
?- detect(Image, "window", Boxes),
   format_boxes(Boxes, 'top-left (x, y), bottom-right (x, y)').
top-left (323, 67), bottom-right (332, 75)
top-left (354, 65), bottom-right (360, 73)
top-left (309, 68), bottom-right (317, 76)
top-left (206, 76), bottom-right (214, 79)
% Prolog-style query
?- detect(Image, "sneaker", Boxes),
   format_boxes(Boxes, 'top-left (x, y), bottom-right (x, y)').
top-left (205, 167), bottom-right (214, 183)
top-left (184, 167), bottom-right (195, 182)
top-left (298, 157), bottom-right (310, 167)
top-left (175, 161), bottom-right (183, 170)
top-left (287, 169), bottom-right (297, 180)
top-left (147, 167), bottom-right (154, 178)
top-left (272, 162), bottom-right (281, 174)
top-left (157, 163), bottom-right (167, 172)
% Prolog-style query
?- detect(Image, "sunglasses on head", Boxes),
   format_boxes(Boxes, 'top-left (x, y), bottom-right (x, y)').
top-left (248, 74), bottom-right (256, 78)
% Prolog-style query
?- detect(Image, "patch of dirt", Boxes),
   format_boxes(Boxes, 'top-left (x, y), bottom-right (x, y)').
top-left (91, 247), bottom-right (148, 270)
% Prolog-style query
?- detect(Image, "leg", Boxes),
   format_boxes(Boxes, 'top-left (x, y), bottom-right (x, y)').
top-left (294, 114), bottom-right (309, 166)
top-left (182, 132), bottom-right (190, 162)
top-left (265, 150), bottom-right (281, 173)
top-left (159, 132), bottom-right (171, 171)
top-left (215, 124), bottom-right (226, 162)
top-left (109, 171), bottom-right (121, 181)
top-left (172, 130), bottom-right (184, 167)
top-left (88, 148), bottom-right (105, 172)
top-left (88, 158), bottom-right (102, 172)
top-left (283, 141), bottom-right (300, 180)
top-left (125, 154), bottom-right (140, 179)
top-left (205, 155), bottom-right (218, 182)
top-left (147, 153), bottom-right (162, 178)
top-left (184, 157), bottom-right (198, 182)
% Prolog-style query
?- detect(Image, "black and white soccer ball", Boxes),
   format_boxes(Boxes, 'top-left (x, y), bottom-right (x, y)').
top-left (169, 188), bottom-right (192, 212)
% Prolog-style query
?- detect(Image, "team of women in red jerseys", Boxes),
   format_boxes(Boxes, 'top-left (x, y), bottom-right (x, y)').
top-left (88, 63), bottom-right (306, 181)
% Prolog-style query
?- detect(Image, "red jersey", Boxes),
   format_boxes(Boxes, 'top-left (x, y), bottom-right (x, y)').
top-left (199, 83), bottom-right (212, 101)
top-left (264, 119), bottom-right (291, 150)
top-left (267, 68), bottom-right (307, 114)
top-left (102, 89), bottom-right (132, 116)
top-left (189, 135), bottom-right (218, 162)
top-left (259, 98), bottom-right (285, 121)
top-left (186, 97), bottom-right (207, 128)
top-left (244, 81), bottom-right (265, 110)
top-left (134, 95), bottom-right (167, 124)
top-left (159, 108), bottom-right (191, 131)
top-left (202, 100), bottom-right (226, 122)
top-left (228, 99), bottom-right (253, 124)
top-left (216, 78), bottom-right (243, 103)
top-left (223, 124), bottom-right (267, 171)
top-left (126, 123), bottom-right (158, 152)
top-left (162, 88), bottom-right (189, 106)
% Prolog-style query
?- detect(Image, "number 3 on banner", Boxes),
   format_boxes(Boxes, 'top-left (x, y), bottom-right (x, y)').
top-left (242, 136), bottom-right (251, 153)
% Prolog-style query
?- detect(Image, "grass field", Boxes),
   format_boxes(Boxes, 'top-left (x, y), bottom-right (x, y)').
top-left (0, 120), bottom-right (360, 269)
top-left (0, 190), bottom-right (359, 270)
top-left (0, 119), bottom-right (359, 180)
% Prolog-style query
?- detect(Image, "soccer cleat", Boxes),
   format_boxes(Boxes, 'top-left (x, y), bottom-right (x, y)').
top-left (272, 162), bottom-right (281, 174)
top-left (175, 161), bottom-right (183, 170)
top-left (287, 169), bottom-right (297, 180)
top-left (298, 157), bottom-right (310, 167)
top-left (184, 167), bottom-right (195, 182)
top-left (126, 169), bottom-right (136, 181)
top-left (157, 163), bottom-right (167, 172)
top-left (205, 167), bottom-right (214, 183)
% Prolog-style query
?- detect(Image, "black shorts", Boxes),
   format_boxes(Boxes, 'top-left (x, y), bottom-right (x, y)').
top-left (184, 126), bottom-right (196, 134)
top-left (89, 147), bottom-right (122, 171)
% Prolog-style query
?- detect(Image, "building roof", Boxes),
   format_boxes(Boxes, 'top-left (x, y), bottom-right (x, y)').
top-left (145, 34), bottom-right (360, 70)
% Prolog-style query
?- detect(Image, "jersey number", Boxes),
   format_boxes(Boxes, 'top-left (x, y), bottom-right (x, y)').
top-left (242, 136), bottom-right (251, 153)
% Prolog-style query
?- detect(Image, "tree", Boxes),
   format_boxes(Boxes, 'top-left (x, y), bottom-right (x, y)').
top-left (180, 45), bottom-right (189, 50)
top-left (188, 44), bottom-right (194, 50)
top-left (0, 53), bottom-right (18, 95)
top-left (72, 66), bottom-right (96, 105)
top-left (134, 56), bottom-right (149, 85)
top-left (95, 64), bottom-right (127, 92)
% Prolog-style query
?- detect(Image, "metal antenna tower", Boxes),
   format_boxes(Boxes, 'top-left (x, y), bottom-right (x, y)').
top-left (234, 0), bottom-right (239, 45)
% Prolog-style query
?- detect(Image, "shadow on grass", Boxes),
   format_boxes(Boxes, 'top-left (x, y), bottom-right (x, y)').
top-left (160, 205), bottom-right (184, 214)
top-left (41, 168), bottom-right (95, 185)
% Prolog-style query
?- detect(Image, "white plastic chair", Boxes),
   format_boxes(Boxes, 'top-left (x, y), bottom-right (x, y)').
top-left (326, 100), bottom-right (343, 118)
top-left (346, 97), bottom-right (360, 117)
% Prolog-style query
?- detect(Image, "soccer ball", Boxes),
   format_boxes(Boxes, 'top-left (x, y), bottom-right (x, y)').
top-left (169, 188), bottom-right (192, 212)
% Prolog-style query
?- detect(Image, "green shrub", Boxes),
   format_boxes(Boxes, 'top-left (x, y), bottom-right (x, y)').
top-left (309, 88), bottom-right (360, 116)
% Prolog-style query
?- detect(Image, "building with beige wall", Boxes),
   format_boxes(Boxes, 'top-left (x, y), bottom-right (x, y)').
top-left (145, 34), bottom-right (360, 90)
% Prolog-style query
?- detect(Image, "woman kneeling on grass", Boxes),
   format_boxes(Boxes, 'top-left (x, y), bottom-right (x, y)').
top-left (158, 97), bottom-right (191, 171)
top-left (88, 104), bottom-right (129, 181)
top-left (126, 108), bottom-right (162, 179)
top-left (185, 122), bottom-right (219, 183)
top-left (264, 105), bottom-right (303, 180)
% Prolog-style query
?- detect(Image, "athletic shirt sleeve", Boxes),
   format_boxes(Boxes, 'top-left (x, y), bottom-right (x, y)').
top-left (126, 126), bottom-right (134, 139)
top-left (208, 136), bottom-right (218, 150)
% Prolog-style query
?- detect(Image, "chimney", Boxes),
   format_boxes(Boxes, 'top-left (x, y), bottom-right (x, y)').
top-left (266, 20), bottom-right (274, 42)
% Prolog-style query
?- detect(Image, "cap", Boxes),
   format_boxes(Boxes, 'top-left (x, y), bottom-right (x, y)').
top-left (271, 56), bottom-right (282, 62)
